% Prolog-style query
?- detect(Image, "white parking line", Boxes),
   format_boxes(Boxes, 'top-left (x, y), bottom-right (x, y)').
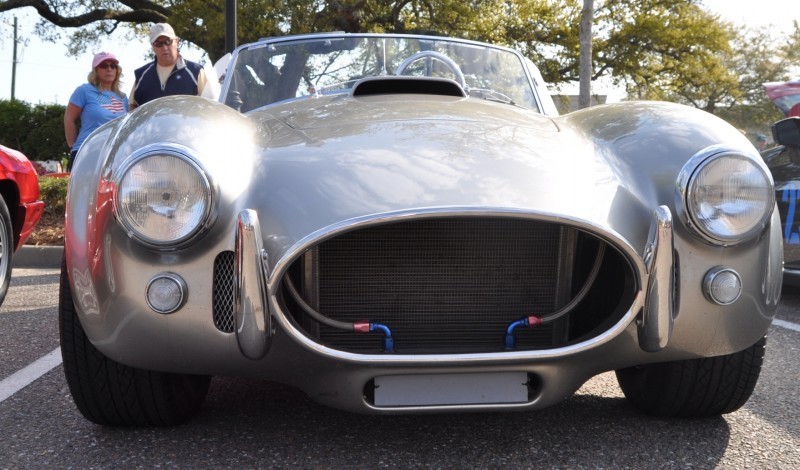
top-left (0, 348), bottom-right (62, 404)
top-left (773, 319), bottom-right (800, 332)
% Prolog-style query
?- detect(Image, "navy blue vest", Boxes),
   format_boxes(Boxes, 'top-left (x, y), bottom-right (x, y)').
top-left (133, 59), bottom-right (203, 106)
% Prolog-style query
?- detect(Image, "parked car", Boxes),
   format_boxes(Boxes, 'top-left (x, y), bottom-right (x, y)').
top-left (764, 79), bottom-right (800, 118)
top-left (762, 117), bottom-right (800, 284)
top-left (60, 33), bottom-right (782, 426)
top-left (0, 145), bottom-right (44, 306)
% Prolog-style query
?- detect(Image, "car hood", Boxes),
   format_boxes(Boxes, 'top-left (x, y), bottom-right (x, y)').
top-left (82, 95), bottom-right (756, 271)
top-left (268, 94), bottom-right (560, 131)
top-left (243, 95), bottom-right (655, 261)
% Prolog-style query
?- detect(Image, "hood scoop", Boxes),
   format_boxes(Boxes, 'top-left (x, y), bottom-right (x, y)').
top-left (351, 76), bottom-right (467, 98)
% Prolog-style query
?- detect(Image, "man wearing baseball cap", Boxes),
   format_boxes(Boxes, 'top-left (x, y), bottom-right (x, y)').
top-left (129, 23), bottom-right (215, 109)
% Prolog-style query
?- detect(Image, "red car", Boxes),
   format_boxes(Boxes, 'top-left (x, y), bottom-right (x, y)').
top-left (0, 144), bottom-right (44, 304)
top-left (764, 79), bottom-right (800, 117)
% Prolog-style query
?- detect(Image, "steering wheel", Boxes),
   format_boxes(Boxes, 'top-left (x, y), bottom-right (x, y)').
top-left (395, 51), bottom-right (466, 89)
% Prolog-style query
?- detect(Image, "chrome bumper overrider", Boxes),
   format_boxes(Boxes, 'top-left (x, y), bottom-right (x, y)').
top-left (235, 209), bottom-right (272, 359)
top-left (639, 206), bottom-right (675, 352)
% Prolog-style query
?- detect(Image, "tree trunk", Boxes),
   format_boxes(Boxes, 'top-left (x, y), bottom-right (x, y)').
top-left (578, 0), bottom-right (594, 109)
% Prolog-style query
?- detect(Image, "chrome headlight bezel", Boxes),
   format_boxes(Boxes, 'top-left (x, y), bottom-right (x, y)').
top-left (676, 145), bottom-right (774, 246)
top-left (113, 143), bottom-right (216, 250)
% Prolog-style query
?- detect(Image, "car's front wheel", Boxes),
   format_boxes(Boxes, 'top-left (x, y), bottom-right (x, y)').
top-left (0, 196), bottom-right (14, 306)
top-left (615, 336), bottom-right (766, 417)
top-left (59, 259), bottom-right (211, 426)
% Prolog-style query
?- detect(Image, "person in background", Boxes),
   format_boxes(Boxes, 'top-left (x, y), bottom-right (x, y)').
top-left (757, 134), bottom-right (769, 151)
top-left (129, 23), bottom-right (216, 109)
top-left (63, 52), bottom-right (129, 171)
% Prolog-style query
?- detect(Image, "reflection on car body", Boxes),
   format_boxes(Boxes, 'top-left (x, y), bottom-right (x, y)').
top-left (60, 33), bottom-right (781, 426)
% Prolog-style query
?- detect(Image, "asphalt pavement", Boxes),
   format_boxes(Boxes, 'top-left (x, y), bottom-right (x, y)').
top-left (2, 250), bottom-right (799, 467)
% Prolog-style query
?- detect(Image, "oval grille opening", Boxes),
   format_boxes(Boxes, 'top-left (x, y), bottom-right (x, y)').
top-left (279, 217), bottom-right (635, 354)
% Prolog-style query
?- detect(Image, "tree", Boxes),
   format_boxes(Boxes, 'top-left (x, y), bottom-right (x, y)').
top-left (0, 1), bottom-right (730, 78)
top-left (781, 20), bottom-right (800, 72)
top-left (1, 0), bottom-right (789, 123)
top-left (0, 0), bottom-right (528, 62)
top-left (591, 1), bottom-right (734, 97)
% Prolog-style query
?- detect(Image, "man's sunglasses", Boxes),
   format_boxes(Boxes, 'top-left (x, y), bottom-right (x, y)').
top-left (152, 38), bottom-right (174, 48)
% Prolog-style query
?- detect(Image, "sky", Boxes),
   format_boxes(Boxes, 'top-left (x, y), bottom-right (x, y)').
top-left (0, 1), bottom-right (797, 106)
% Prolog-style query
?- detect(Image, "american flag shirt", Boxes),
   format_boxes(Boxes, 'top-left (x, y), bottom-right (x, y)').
top-left (98, 92), bottom-right (126, 113)
top-left (68, 83), bottom-right (129, 152)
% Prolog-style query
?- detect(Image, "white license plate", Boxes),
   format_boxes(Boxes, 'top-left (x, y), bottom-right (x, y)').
top-left (374, 372), bottom-right (528, 407)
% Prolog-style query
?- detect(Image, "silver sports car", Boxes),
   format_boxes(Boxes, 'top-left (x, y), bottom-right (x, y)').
top-left (61, 33), bottom-right (782, 426)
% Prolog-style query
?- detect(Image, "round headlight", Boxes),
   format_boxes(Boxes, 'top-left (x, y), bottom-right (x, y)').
top-left (115, 145), bottom-right (214, 248)
top-left (682, 151), bottom-right (773, 244)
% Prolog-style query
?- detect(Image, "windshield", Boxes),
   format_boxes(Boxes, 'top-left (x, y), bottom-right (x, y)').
top-left (221, 34), bottom-right (540, 113)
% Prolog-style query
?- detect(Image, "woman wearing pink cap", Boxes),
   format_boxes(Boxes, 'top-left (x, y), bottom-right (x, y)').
top-left (63, 51), bottom-right (129, 171)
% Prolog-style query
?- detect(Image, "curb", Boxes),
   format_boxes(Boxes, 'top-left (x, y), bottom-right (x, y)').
top-left (13, 245), bottom-right (63, 269)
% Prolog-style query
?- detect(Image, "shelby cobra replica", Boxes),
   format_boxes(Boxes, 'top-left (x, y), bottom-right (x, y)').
top-left (61, 33), bottom-right (782, 426)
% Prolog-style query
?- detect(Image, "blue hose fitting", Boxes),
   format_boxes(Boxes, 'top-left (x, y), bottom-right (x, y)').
top-left (370, 323), bottom-right (394, 352)
top-left (504, 316), bottom-right (543, 350)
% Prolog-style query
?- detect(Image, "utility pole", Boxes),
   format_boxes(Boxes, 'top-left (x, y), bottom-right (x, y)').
top-left (225, 0), bottom-right (237, 53)
top-left (11, 16), bottom-right (17, 101)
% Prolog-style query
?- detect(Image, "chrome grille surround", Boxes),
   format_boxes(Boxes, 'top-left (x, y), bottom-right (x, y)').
top-left (277, 214), bottom-right (640, 355)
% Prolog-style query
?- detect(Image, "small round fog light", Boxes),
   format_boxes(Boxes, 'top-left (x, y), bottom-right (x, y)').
top-left (146, 273), bottom-right (187, 314)
top-left (704, 267), bottom-right (742, 305)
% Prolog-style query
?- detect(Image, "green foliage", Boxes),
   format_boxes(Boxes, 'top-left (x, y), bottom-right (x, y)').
top-left (38, 176), bottom-right (69, 216)
top-left (785, 21), bottom-right (800, 68)
top-left (0, 100), bottom-right (69, 161)
top-left (0, 99), bottom-right (33, 151)
top-left (26, 104), bottom-right (71, 161)
top-left (167, 0), bottom-right (538, 62)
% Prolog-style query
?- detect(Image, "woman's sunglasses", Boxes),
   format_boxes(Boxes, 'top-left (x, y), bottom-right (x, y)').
top-left (97, 63), bottom-right (118, 70)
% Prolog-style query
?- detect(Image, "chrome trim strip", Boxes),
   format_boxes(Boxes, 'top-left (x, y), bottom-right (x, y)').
top-left (638, 206), bottom-right (674, 352)
top-left (267, 206), bottom-right (647, 364)
top-left (235, 209), bottom-right (272, 360)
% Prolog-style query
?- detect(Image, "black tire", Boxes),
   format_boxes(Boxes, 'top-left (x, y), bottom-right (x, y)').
top-left (615, 336), bottom-right (766, 418)
top-left (0, 196), bottom-right (14, 306)
top-left (59, 258), bottom-right (211, 426)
